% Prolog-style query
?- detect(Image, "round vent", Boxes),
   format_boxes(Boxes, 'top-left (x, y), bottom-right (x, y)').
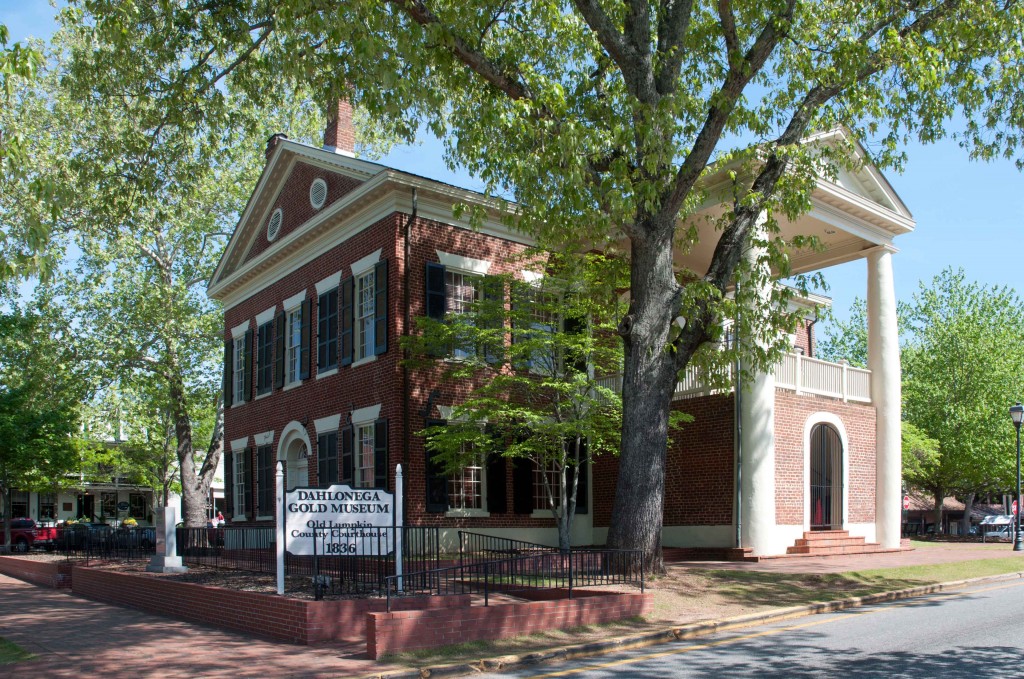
top-left (266, 208), bottom-right (283, 241)
top-left (309, 178), bottom-right (328, 210)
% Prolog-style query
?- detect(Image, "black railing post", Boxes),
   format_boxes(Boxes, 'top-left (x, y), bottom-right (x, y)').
top-left (484, 561), bottom-right (490, 607)
top-left (568, 549), bottom-right (574, 600)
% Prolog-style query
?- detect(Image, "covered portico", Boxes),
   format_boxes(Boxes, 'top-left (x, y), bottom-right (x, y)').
top-left (678, 130), bottom-right (914, 556)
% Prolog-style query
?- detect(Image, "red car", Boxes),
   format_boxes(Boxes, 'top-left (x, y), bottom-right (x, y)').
top-left (0, 518), bottom-right (50, 552)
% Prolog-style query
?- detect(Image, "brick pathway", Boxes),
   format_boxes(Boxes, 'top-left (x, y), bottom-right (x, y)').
top-left (0, 573), bottom-right (404, 678)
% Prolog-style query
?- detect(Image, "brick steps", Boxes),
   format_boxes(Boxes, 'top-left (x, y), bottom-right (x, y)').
top-left (785, 530), bottom-right (883, 557)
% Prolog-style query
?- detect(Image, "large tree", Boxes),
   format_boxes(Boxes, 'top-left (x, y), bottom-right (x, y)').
top-left (901, 269), bottom-right (1024, 529)
top-left (0, 24), bottom-right (337, 526)
top-left (35, 1), bottom-right (1024, 566)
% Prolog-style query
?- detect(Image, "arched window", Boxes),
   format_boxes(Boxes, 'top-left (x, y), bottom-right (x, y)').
top-left (810, 423), bottom-right (843, 530)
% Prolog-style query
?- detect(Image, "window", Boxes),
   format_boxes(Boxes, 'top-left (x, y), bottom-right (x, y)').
top-left (448, 450), bottom-right (484, 510)
top-left (129, 493), bottom-right (147, 520)
top-left (234, 451), bottom-right (248, 517)
top-left (446, 270), bottom-right (479, 360)
top-left (101, 492), bottom-right (117, 518)
top-left (256, 321), bottom-right (273, 394)
top-left (233, 335), bottom-right (246, 404)
top-left (317, 431), bottom-right (338, 488)
top-left (318, 289), bottom-right (339, 372)
top-left (533, 462), bottom-right (561, 511)
top-left (256, 445), bottom-right (274, 517)
top-left (287, 306), bottom-right (302, 384)
top-left (513, 285), bottom-right (561, 374)
top-left (356, 270), bottom-right (375, 360)
top-left (355, 424), bottom-right (375, 488)
top-left (10, 491), bottom-right (28, 517)
top-left (38, 494), bottom-right (56, 521)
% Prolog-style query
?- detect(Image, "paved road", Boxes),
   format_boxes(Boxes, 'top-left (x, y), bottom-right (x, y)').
top-left (483, 578), bottom-right (1024, 678)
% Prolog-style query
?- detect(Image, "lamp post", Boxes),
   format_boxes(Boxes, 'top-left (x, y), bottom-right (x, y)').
top-left (1011, 402), bottom-right (1024, 552)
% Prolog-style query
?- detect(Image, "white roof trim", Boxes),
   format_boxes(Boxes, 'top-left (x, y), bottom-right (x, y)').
top-left (231, 320), bottom-right (251, 340)
top-left (314, 414), bottom-right (341, 435)
top-left (230, 437), bottom-right (249, 452)
top-left (255, 306), bottom-right (276, 326)
top-left (254, 431), bottom-right (274, 446)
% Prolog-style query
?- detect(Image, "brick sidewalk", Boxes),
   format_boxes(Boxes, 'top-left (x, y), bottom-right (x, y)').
top-left (0, 573), bottom-right (404, 678)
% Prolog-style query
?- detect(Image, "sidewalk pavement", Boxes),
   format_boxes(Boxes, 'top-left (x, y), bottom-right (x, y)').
top-left (1, 543), bottom-right (1022, 678)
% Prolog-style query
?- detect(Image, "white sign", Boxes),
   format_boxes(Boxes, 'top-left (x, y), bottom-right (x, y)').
top-left (284, 485), bottom-right (395, 556)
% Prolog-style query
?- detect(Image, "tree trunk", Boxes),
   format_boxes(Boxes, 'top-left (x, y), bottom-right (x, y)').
top-left (932, 491), bottom-right (944, 534)
top-left (606, 225), bottom-right (679, 573)
top-left (961, 492), bottom-right (975, 536)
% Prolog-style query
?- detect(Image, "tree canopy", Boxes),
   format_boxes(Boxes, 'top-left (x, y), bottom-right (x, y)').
top-left (11, 0), bottom-right (1024, 566)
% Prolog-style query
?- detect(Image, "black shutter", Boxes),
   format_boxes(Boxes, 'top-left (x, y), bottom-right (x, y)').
top-left (299, 297), bottom-right (311, 380)
top-left (243, 328), bottom-right (254, 401)
top-left (486, 452), bottom-right (508, 514)
top-left (512, 458), bottom-right (534, 514)
top-left (223, 340), bottom-right (233, 404)
top-left (243, 446), bottom-right (254, 520)
top-left (425, 262), bottom-right (446, 320)
top-left (374, 418), bottom-right (388, 489)
top-left (274, 311), bottom-right (286, 389)
top-left (482, 276), bottom-right (504, 365)
top-left (224, 449), bottom-right (234, 519)
top-left (566, 438), bottom-right (589, 515)
top-left (339, 277), bottom-right (354, 366)
top-left (424, 419), bottom-right (449, 513)
top-left (374, 259), bottom-right (388, 355)
top-left (341, 424), bottom-right (353, 485)
top-left (317, 434), bottom-right (328, 489)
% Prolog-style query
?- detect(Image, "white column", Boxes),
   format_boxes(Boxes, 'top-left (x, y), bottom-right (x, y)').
top-left (739, 219), bottom-right (778, 556)
top-left (867, 248), bottom-right (902, 549)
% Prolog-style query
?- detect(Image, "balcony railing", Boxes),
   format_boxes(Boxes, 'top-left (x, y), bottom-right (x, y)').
top-left (596, 353), bottom-right (871, 404)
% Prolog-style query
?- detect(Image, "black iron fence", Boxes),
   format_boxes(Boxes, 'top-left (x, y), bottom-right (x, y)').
top-left (385, 547), bottom-right (644, 611)
top-left (53, 525), bottom-right (156, 562)
top-left (458, 531), bottom-right (557, 566)
top-left (175, 525), bottom-right (440, 596)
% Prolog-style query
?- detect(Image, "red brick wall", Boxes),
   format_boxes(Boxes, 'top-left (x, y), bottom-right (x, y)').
top-left (593, 394), bottom-right (735, 528)
top-left (793, 318), bottom-right (817, 357)
top-left (366, 590), bottom-right (652, 659)
top-left (0, 556), bottom-right (72, 589)
top-left (71, 566), bottom-right (468, 644)
top-left (773, 392), bottom-right (876, 525)
top-left (244, 161), bottom-right (364, 265)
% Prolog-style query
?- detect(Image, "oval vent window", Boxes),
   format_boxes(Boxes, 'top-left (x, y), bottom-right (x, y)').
top-left (310, 178), bottom-right (328, 210)
top-left (266, 208), bottom-right (283, 241)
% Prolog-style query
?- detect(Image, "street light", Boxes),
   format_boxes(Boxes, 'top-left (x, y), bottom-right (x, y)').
top-left (1011, 402), bottom-right (1024, 552)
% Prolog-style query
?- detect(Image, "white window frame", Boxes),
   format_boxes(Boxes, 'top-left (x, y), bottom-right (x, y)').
top-left (446, 447), bottom-right (488, 518)
top-left (355, 423), bottom-right (375, 489)
top-left (532, 461), bottom-right (561, 515)
top-left (286, 305), bottom-right (302, 386)
top-left (232, 335), bottom-right (246, 405)
top-left (356, 269), bottom-right (375, 361)
top-left (445, 269), bottom-right (481, 361)
top-left (234, 451), bottom-right (247, 518)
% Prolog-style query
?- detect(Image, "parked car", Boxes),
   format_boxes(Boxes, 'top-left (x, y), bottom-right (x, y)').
top-left (0, 518), bottom-right (41, 552)
top-left (984, 525), bottom-right (1014, 541)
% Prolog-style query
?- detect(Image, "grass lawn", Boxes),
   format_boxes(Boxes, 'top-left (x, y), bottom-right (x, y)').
top-left (0, 637), bottom-right (32, 665)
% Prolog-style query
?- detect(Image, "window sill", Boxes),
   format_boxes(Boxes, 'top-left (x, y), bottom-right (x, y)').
top-left (255, 391), bottom-right (271, 401)
top-left (256, 515), bottom-right (274, 521)
top-left (531, 509), bottom-right (555, 519)
top-left (445, 509), bottom-right (490, 519)
top-left (283, 380), bottom-right (303, 392)
top-left (317, 367), bottom-right (338, 379)
top-left (351, 354), bottom-right (377, 369)
top-left (230, 400), bottom-right (246, 408)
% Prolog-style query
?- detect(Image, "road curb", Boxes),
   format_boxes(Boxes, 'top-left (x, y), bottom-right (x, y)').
top-left (360, 569), bottom-right (1024, 678)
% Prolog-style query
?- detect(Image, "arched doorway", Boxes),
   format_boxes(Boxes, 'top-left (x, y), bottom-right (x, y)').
top-left (809, 423), bottom-right (843, 530)
top-left (278, 422), bottom-right (311, 491)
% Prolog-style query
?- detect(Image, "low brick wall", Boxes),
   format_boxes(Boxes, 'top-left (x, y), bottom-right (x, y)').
top-left (0, 556), bottom-right (73, 589)
top-left (367, 590), bottom-right (652, 659)
top-left (71, 566), bottom-right (470, 644)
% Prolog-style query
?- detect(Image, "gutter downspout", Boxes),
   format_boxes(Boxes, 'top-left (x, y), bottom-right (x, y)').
top-left (401, 188), bottom-right (418, 524)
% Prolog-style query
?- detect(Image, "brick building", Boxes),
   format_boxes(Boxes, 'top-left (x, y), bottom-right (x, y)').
top-left (207, 109), bottom-right (911, 557)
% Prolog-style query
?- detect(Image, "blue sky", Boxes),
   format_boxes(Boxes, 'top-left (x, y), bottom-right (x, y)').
top-left (6, 3), bottom-right (1022, 327)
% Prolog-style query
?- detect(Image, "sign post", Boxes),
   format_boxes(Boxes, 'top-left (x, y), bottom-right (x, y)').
top-left (276, 461), bottom-right (285, 596)
top-left (395, 464), bottom-right (404, 593)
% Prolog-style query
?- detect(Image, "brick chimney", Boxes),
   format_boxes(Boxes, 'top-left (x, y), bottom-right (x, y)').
top-left (265, 133), bottom-right (289, 163)
top-left (323, 98), bottom-right (355, 157)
